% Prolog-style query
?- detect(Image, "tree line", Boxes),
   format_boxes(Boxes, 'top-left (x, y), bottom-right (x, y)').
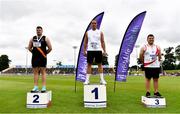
top-left (0, 55), bottom-right (11, 71)
top-left (0, 54), bottom-right (109, 72)
top-left (162, 45), bottom-right (180, 70)
top-left (0, 45), bottom-right (179, 72)
top-left (114, 45), bottom-right (180, 70)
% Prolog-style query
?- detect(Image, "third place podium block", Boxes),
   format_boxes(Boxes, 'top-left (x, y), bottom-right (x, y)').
top-left (141, 96), bottom-right (166, 108)
top-left (84, 84), bottom-right (107, 108)
top-left (26, 91), bottom-right (52, 108)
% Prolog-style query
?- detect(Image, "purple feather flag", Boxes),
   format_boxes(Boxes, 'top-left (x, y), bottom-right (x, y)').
top-left (115, 11), bottom-right (146, 82)
top-left (76, 12), bottom-right (104, 82)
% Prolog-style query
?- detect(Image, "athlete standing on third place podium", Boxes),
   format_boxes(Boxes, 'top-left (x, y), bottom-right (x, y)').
top-left (28, 26), bottom-right (52, 93)
top-left (83, 20), bottom-right (107, 85)
top-left (139, 34), bottom-right (162, 97)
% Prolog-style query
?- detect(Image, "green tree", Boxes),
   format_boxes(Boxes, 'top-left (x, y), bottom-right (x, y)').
top-left (56, 61), bottom-right (62, 66)
top-left (175, 45), bottom-right (180, 69)
top-left (0, 55), bottom-right (11, 71)
top-left (162, 47), bottom-right (176, 70)
top-left (175, 45), bottom-right (180, 61)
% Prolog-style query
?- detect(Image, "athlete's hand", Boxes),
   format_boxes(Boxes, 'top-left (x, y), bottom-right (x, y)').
top-left (103, 52), bottom-right (108, 57)
top-left (83, 51), bottom-right (87, 57)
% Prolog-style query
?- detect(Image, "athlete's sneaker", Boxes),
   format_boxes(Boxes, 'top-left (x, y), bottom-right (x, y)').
top-left (31, 86), bottom-right (39, 93)
top-left (41, 86), bottom-right (46, 93)
top-left (145, 92), bottom-right (151, 97)
top-left (83, 80), bottom-right (90, 85)
top-left (100, 80), bottom-right (107, 85)
top-left (154, 92), bottom-right (162, 97)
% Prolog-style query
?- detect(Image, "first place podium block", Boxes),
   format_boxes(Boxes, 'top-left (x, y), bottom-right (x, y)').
top-left (141, 96), bottom-right (166, 108)
top-left (84, 84), bottom-right (107, 108)
top-left (26, 91), bottom-right (52, 108)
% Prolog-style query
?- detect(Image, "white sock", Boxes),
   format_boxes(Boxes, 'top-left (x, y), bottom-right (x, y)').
top-left (86, 74), bottom-right (90, 81)
top-left (100, 73), bottom-right (104, 81)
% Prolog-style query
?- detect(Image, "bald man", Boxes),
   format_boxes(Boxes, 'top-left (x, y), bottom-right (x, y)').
top-left (83, 20), bottom-right (108, 85)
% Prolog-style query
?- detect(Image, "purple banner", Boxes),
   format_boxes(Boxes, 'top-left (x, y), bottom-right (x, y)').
top-left (76, 12), bottom-right (104, 82)
top-left (116, 11), bottom-right (146, 81)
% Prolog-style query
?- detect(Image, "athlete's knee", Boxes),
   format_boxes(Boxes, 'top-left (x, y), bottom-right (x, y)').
top-left (87, 63), bottom-right (92, 67)
top-left (98, 63), bottom-right (102, 67)
top-left (153, 78), bottom-right (159, 81)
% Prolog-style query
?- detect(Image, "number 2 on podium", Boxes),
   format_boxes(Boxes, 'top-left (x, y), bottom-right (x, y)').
top-left (33, 95), bottom-right (39, 103)
top-left (91, 87), bottom-right (98, 99)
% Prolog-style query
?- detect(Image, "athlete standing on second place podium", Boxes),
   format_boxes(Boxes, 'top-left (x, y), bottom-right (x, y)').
top-left (83, 20), bottom-right (107, 85)
top-left (28, 26), bottom-right (52, 93)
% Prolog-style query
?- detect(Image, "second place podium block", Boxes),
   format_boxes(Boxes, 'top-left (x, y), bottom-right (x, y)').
top-left (26, 91), bottom-right (52, 108)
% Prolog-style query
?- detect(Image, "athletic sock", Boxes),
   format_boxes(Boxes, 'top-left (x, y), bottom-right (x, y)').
top-left (100, 73), bottom-right (104, 81)
top-left (86, 74), bottom-right (90, 81)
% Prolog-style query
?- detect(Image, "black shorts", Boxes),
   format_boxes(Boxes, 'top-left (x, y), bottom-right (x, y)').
top-left (144, 68), bottom-right (160, 79)
top-left (87, 51), bottom-right (102, 64)
top-left (32, 56), bottom-right (47, 68)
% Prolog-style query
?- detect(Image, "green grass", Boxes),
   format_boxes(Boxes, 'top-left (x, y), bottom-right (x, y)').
top-left (0, 75), bottom-right (180, 113)
top-left (165, 70), bottom-right (180, 73)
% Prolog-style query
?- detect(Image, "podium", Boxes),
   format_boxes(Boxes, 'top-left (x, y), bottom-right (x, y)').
top-left (84, 84), bottom-right (107, 108)
top-left (141, 96), bottom-right (166, 108)
top-left (26, 91), bottom-right (52, 108)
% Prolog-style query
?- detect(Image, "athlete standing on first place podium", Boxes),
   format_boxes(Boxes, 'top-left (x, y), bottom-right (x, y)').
top-left (139, 34), bottom-right (162, 97)
top-left (83, 20), bottom-right (107, 85)
top-left (28, 26), bottom-right (52, 93)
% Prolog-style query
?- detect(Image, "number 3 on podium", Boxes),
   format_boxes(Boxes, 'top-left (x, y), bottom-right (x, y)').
top-left (155, 99), bottom-right (159, 105)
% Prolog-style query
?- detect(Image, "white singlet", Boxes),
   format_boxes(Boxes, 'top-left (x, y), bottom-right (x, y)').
top-left (87, 29), bottom-right (102, 51)
top-left (143, 44), bottom-right (160, 68)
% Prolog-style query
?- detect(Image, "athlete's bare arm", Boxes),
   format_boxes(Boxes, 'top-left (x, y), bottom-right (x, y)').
top-left (158, 46), bottom-right (162, 61)
top-left (28, 38), bottom-right (33, 53)
top-left (45, 37), bottom-right (52, 54)
top-left (100, 32), bottom-right (107, 54)
top-left (139, 47), bottom-right (145, 64)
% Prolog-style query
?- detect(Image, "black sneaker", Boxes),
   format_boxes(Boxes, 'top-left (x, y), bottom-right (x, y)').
top-left (41, 90), bottom-right (46, 93)
top-left (146, 92), bottom-right (151, 97)
top-left (31, 90), bottom-right (39, 93)
top-left (154, 92), bottom-right (162, 97)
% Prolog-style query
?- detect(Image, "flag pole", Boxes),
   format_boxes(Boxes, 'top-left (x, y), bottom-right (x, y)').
top-left (75, 77), bottom-right (77, 93)
top-left (114, 79), bottom-right (116, 92)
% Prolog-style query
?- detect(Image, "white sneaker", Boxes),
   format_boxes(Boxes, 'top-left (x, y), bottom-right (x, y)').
top-left (84, 80), bottom-right (90, 85)
top-left (100, 80), bottom-right (107, 85)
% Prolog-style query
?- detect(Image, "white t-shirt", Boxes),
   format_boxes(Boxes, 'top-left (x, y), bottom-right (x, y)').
top-left (87, 29), bottom-right (102, 51)
top-left (143, 44), bottom-right (160, 68)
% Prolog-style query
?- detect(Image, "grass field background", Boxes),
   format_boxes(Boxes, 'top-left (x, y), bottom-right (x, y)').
top-left (0, 75), bottom-right (180, 113)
